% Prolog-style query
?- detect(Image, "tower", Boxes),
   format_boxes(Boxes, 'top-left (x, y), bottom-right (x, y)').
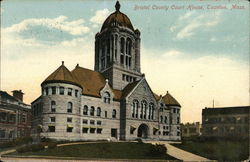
top-left (94, 1), bottom-right (142, 90)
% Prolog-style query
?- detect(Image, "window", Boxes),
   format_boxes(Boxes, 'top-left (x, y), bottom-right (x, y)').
top-left (75, 90), bottom-right (78, 97)
top-left (103, 92), bottom-right (111, 104)
top-left (111, 128), bottom-right (117, 138)
top-left (68, 88), bottom-right (72, 96)
top-left (67, 102), bottom-right (73, 113)
top-left (90, 128), bottom-right (95, 133)
top-left (97, 121), bottom-right (102, 125)
top-left (90, 107), bottom-right (95, 116)
top-left (67, 117), bottom-right (72, 123)
top-left (82, 119), bottom-right (88, 124)
top-left (50, 117), bottom-right (56, 122)
top-left (21, 114), bottom-right (26, 123)
top-left (177, 117), bottom-right (180, 124)
top-left (9, 114), bottom-right (15, 122)
top-left (51, 101), bottom-right (56, 112)
top-left (164, 116), bottom-right (167, 124)
top-left (83, 105), bottom-right (88, 115)
top-left (112, 109), bottom-right (116, 118)
top-left (45, 87), bottom-right (49, 95)
top-left (52, 87), bottom-right (56, 94)
top-left (141, 101), bottom-right (147, 119)
top-left (82, 128), bottom-right (88, 133)
top-left (132, 100), bottom-right (139, 118)
top-left (149, 103), bottom-right (154, 120)
top-left (90, 120), bottom-right (95, 125)
top-left (48, 126), bottom-right (55, 132)
top-left (120, 38), bottom-right (125, 54)
top-left (59, 87), bottom-right (64, 95)
top-left (0, 129), bottom-right (5, 138)
top-left (67, 127), bottom-right (73, 133)
top-left (105, 111), bottom-right (107, 118)
top-left (160, 116), bottom-right (163, 123)
top-left (97, 107), bottom-right (101, 117)
top-left (173, 108), bottom-right (176, 113)
top-left (97, 128), bottom-right (102, 134)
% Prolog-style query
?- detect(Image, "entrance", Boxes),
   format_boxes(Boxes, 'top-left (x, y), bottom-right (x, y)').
top-left (137, 124), bottom-right (149, 138)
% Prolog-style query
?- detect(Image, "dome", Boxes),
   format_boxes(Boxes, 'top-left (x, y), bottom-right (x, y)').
top-left (101, 1), bottom-right (134, 32)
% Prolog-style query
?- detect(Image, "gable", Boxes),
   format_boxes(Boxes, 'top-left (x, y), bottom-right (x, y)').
top-left (125, 78), bottom-right (157, 103)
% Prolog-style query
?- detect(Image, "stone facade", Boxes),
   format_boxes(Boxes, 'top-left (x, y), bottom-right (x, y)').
top-left (181, 122), bottom-right (202, 137)
top-left (31, 1), bottom-right (181, 142)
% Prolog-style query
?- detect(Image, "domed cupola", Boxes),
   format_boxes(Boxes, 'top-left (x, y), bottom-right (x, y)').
top-left (101, 1), bottom-right (134, 32)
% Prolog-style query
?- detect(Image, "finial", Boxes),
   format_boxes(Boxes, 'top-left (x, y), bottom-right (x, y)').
top-left (105, 79), bottom-right (109, 83)
top-left (62, 61), bottom-right (64, 65)
top-left (167, 91), bottom-right (169, 94)
top-left (76, 63), bottom-right (79, 67)
top-left (115, 1), bottom-right (120, 11)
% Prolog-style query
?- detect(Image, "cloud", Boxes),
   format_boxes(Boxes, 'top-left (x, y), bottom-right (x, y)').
top-left (163, 49), bottom-right (183, 57)
top-left (90, 9), bottom-right (110, 24)
top-left (170, 11), bottom-right (221, 40)
top-left (142, 48), bottom-right (249, 123)
top-left (3, 16), bottom-right (89, 36)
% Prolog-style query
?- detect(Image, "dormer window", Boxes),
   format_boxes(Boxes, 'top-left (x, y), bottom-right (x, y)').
top-left (103, 92), bottom-right (111, 104)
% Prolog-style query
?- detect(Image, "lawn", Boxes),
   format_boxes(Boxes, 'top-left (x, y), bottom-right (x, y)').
top-left (10, 142), bottom-right (179, 160)
top-left (172, 139), bottom-right (248, 161)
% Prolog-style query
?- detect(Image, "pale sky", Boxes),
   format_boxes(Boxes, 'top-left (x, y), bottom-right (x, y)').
top-left (1, 0), bottom-right (249, 123)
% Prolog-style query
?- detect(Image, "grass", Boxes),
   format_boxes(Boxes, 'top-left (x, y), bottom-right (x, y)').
top-left (172, 139), bottom-right (248, 161)
top-left (10, 142), bottom-right (178, 160)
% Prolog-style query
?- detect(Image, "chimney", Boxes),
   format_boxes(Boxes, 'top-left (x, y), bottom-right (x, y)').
top-left (12, 90), bottom-right (24, 102)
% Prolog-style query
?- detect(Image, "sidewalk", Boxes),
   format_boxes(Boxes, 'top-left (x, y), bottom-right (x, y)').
top-left (146, 141), bottom-right (211, 162)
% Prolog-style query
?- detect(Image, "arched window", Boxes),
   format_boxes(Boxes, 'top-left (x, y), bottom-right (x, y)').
top-left (132, 100), bottom-right (139, 118)
top-left (103, 92), bottom-right (111, 104)
top-left (51, 101), bottom-right (56, 112)
top-left (160, 116), bottom-right (163, 123)
top-left (164, 116), bottom-right (168, 123)
top-left (149, 103), bottom-right (154, 120)
top-left (67, 102), bottom-right (73, 113)
top-left (112, 109), bottom-right (116, 118)
top-left (126, 38), bottom-right (132, 55)
top-left (141, 101), bottom-right (147, 119)
top-left (90, 106), bottom-right (95, 116)
top-left (97, 107), bottom-right (101, 117)
top-left (120, 38), bottom-right (125, 64)
top-left (83, 105), bottom-right (88, 115)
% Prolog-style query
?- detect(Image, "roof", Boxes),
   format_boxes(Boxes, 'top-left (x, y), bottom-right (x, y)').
top-left (162, 91), bottom-right (181, 106)
top-left (202, 106), bottom-right (250, 115)
top-left (0, 91), bottom-right (18, 102)
top-left (121, 80), bottom-right (141, 99)
top-left (41, 61), bottom-right (81, 87)
top-left (153, 93), bottom-right (161, 101)
top-left (101, 1), bottom-right (134, 32)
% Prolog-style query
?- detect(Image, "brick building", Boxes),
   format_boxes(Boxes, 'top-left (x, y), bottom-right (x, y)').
top-left (0, 90), bottom-right (31, 142)
top-left (31, 1), bottom-right (181, 141)
top-left (202, 106), bottom-right (249, 139)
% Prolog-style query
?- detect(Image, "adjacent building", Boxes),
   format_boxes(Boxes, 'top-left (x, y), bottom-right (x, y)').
top-left (202, 106), bottom-right (249, 139)
top-left (0, 90), bottom-right (31, 142)
top-left (31, 1), bottom-right (182, 141)
top-left (181, 122), bottom-right (202, 137)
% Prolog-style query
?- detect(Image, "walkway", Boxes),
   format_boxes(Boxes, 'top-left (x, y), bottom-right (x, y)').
top-left (146, 141), bottom-right (211, 162)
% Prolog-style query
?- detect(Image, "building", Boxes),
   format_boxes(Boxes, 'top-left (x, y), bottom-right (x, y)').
top-left (31, 1), bottom-right (181, 141)
top-left (181, 122), bottom-right (202, 137)
top-left (202, 106), bottom-right (249, 139)
top-left (0, 90), bottom-right (31, 142)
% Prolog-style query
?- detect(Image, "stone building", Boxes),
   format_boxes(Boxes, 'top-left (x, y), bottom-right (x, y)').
top-left (0, 90), bottom-right (31, 142)
top-left (181, 122), bottom-right (202, 137)
top-left (202, 106), bottom-right (249, 139)
top-left (31, 1), bottom-right (181, 141)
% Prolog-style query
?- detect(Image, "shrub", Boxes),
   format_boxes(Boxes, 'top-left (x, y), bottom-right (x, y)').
top-left (0, 137), bottom-right (33, 149)
top-left (148, 144), bottom-right (167, 157)
top-left (47, 142), bottom-right (57, 149)
top-left (41, 137), bottom-right (52, 143)
top-left (16, 144), bottom-right (45, 153)
top-left (135, 138), bottom-right (143, 144)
